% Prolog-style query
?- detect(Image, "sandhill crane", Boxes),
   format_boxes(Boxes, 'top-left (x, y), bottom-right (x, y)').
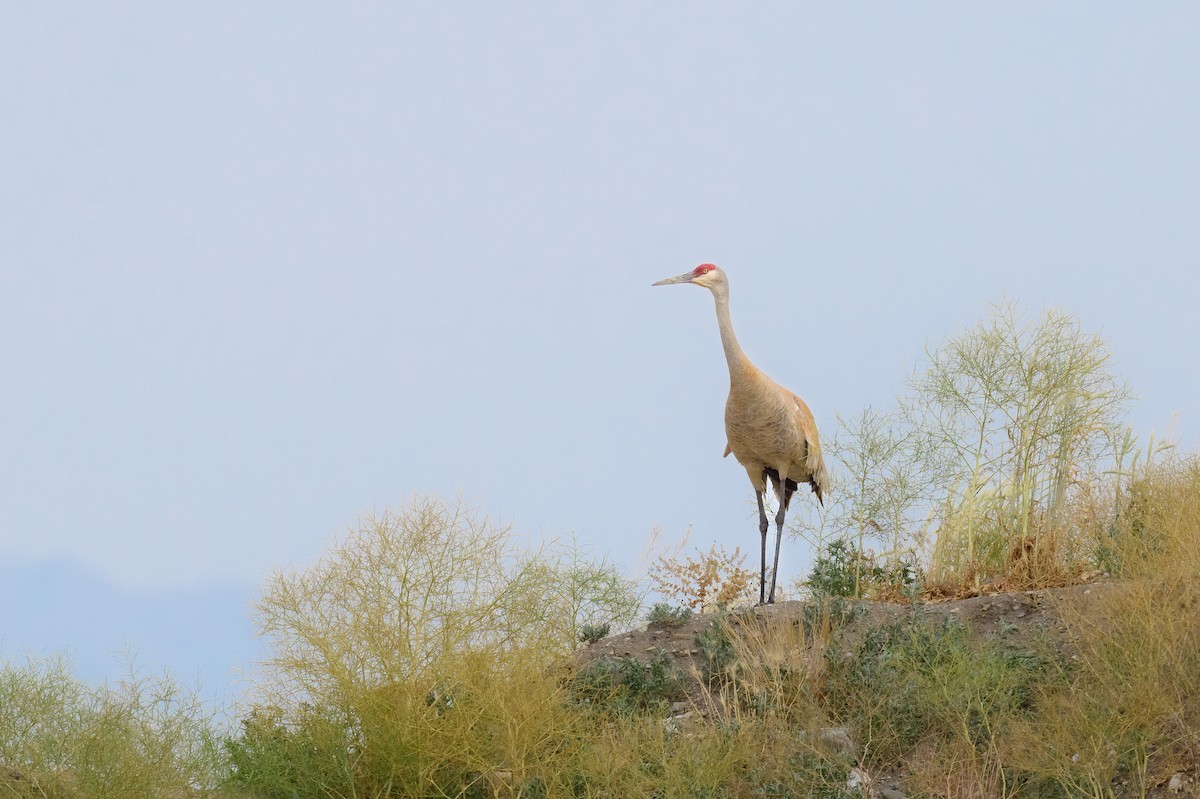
top-left (653, 263), bottom-right (828, 605)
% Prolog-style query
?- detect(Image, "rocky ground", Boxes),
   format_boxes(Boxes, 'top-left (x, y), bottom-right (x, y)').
top-left (579, 582), bottom-right (1104, 707)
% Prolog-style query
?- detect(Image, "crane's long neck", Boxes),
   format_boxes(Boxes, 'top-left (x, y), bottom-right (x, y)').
top-left (712, 287), bottom-right (750, 379)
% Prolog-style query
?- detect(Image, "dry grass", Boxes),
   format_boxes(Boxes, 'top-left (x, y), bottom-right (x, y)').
top-left (1001, 458), bottom-right (1200, 797)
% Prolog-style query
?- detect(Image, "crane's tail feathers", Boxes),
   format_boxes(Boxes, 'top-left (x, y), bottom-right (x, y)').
top-left (766, 467), bottom-right (825, 509)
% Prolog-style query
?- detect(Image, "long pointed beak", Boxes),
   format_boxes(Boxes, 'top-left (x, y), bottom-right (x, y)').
top-left (652, 272), bottom-right (695, 287)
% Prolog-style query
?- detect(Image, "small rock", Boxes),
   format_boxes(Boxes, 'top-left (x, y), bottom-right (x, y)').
top-left (819, 727), bottom-right (857, 757)
top-left (879, 789), bottom-right (908, 799)
top-left (1168, 772), bottom-right (1186, 793)
top-left (799, 727), bottom-right (857, 758)
top-left (670, 701), bottom-right (690, 714)
top-left (485, 770), bottom-right (513, 789)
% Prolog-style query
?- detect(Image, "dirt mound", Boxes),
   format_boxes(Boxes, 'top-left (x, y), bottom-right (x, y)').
top-left (575, 582), bottom-right (1141, 797)
top-left (580, 582), bottom-right (1107, 690)
top-left (576, 583), bottom-right (1108, 719)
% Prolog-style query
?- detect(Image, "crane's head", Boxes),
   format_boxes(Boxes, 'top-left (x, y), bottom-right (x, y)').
top-left (652, 263), bottom-right (726, 291)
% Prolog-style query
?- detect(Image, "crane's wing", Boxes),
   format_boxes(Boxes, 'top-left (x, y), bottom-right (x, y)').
top-left (787, 390), bottom-right (829, 505)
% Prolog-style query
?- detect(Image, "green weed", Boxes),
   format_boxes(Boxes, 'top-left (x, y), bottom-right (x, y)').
top-left (823, 610), bottom-right (1057, 767)
top-left (572, 651), bottom-right (687, 717)
top-left (579, 622), bottom-right (611, 645)
top-left (646, 602), bottom-right (693, 628)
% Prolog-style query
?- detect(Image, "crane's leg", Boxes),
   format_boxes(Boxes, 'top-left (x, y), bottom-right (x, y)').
top-left (769, 501), bottom-right (786, 603)
top-left (756, 490), bottom-right (769, 605)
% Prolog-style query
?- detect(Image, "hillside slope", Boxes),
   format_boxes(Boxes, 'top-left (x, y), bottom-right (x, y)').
top-left (578, 582), bottom-right (1196, 798)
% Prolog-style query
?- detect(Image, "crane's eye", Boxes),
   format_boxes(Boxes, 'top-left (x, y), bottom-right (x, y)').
top-left (693, 263), bottom-right (716, 276)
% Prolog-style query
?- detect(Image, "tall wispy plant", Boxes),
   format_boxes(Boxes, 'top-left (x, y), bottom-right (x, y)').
top-left (909, 298), bottom-right (1131, 581)
top-left (793, 406), bottom-right (943, 596)
top-left (797, 298), bottom-right (1132, 591)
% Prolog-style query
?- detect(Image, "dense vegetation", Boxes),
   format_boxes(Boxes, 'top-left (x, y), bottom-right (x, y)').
top-left (4, 300), bottom-right (1198, 798)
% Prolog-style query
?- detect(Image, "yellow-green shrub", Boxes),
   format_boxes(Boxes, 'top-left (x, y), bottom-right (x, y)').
top-left (229, 495), bottom-right (639, 798)
top-left (0, 655), bottom-right (221, 799)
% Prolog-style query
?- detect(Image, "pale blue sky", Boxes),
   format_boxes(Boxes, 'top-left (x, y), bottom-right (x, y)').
top-left (2, 4), bottom-right (1197, 700)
